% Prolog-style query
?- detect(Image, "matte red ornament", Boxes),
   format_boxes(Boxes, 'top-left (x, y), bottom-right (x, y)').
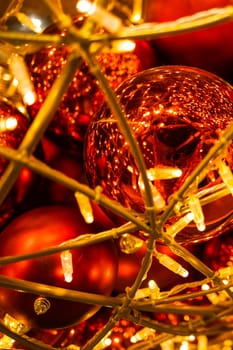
top-left (85, 65), bottom-right (233, 244)
top-left (27, 15), bottom-right (157, 152)
top-left (0, 205), bottom-right (118, 329)
top-left (144, 0), bottom-right (233, 81)
top-left (0, 97), bottom-right (41, 229)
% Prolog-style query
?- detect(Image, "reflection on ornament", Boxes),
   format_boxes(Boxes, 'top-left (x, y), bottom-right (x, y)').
top-left (115, 239), bottom-right (198, 293)
top-left (0, 97), bottom-right (41, 229)
top-left (85, 65), bottom-right (233, 244)
top-left (202, 229), bottom-right (233, 273)
top-left (60, 250), bottom-right (74, 283)
top-left (27, 15), bottom-right (157, 151)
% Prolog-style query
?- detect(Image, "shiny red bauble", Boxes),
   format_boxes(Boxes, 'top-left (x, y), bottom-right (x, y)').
top-left (0, 205), bottom-right (118, 329)
top-left (85, 65), bottom-right (233, 244)
top-left (0, 98), bottom-right (41, 228)
top-left (144, 0), bottom-right (233, 81)
top-left (115, 241), bottom-right (198, 293)
top-left (202, 229), bottom-right (233, 271)
top-left (27, 15), bottom-right (157, 151)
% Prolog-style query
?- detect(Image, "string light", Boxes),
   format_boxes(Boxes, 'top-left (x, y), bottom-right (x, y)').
top-left (0, 116), bottom-right (17, 132)
top-left (0, 313), bottom-right (28, 349)
top-left (8, 53), bottom-right (36, 106)
top-left (134, 280), bottom-right (160, 300)
top-left (60, 250), bottom-right (74, 283)
top-left (75, 192), bottom-right (94, 224)
top-left (138, 174), bottom-right (165, 211)
top-left (147, 166), bottom-right (182, 181)
top-left (155, 252), bottom-right (189, 278)
top-left (188, 195), bottom-right (206, 232)
top-left (76, 0), bottom-right (122, 33)
top-left (165, 212), bottom-right (194, 238)
top-left (130, 327), bottom-right (155, 344)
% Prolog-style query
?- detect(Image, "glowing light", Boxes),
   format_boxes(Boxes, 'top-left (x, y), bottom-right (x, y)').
top-left (0, 116), bottom-right (17, 132)
top-left (148, 279), bottom-right (160, 300)
top-left (147, 166), bottom-right (182, 180)
top-left (15, 12), bottom-right (43, 33)
top-left (197, 335), bottom-right (208, 350)
top-left (188, 195), bottom-right (206, 232)
top-left (138, 174), bottom-right (165, 211)
top-left (201, 283), bottom-right (210, 291)
top-left (8, 53), bottom-right (36, 106)
top-left (75, 192), bottom-right (94, 223)
top-left (130, 0), bottom-right (143, 23)
top-left (180, 341), bottom-right (189, 350)
top-left (23, 90), bottom-right (36, 106)
top-left (109, 40), bottom-right (136, 53)
top-left (156, 252), bottom-right (189, 278)
top-left (130, 327), bottom-right (155, 343)
top-left (30, 17), bottom-right (43, 33)
top-left (76, 0), bottom-right (92, 13)
top-left (166, 212), bottom-right (194, 238)
top-left (76, 0), bottom-right (122, 33)
top-left (61, 250), bottom-right (73, 283)
top-left (3, 313), bottom-right (28, 334)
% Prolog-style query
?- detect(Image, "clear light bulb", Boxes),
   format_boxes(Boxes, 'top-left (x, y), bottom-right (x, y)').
top-left (61, 250), bottom-right (73, 283)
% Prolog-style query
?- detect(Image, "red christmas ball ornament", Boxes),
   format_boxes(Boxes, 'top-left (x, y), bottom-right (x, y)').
top-left (27, 15), bottom-right (157, 152)
top-left (40, 138), bottom-right (85, 205)
top-left (85, 65), bottom-right (233, 244)
top-left (115, 240), bottom-right (198, 293)
top-left (0, 97), bottom-right (42, 228)
top-left (144, 0), bottom-right (233, 81)
top-left (202, 229), bottom-right (233, 271)
top-left (0, 205), bottom-right (118, 329)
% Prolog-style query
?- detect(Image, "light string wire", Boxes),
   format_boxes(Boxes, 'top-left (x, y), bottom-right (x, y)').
top-left (0, 1), bottom-right (231, 349)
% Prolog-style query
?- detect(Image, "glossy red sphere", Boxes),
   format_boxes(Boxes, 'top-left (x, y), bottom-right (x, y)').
top-left (0, 98), bottom-right (41, 228)
top-left (144, 0), bottom-right (233, 81)
top-left (85, 65), bottom-right (233, 243)
top-left (114, 241), bottom-right (198, 293)
top-left (27, 15), bottom-right (157, 151)
top-left (0, 205), bottom-right (118, 329)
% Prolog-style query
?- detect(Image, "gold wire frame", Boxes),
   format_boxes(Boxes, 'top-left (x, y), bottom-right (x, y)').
top-left (0, 0), bottom-right (232, 349)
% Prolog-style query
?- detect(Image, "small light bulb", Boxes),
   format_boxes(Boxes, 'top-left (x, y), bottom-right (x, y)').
top-left (156, 252), bottom-right (189, 278)
top-left (147, 166), bottom-right (182, 180)
top-left (188, 195), bottom-right (206, 232)
top-left (165, 212), bottom-right (194, 238)
top-left (8, 53), bottom-right (36, 106)
top-left (76, 0), bottom-right (92, 13)
top-left (0, 116), bottom-right (18, 132)
top-left (75, 192), bottom-right (94, 223)
top-left (130, 327), bottom-right (155, 343)
top-left (76, 0), bottom-right (122, 33)
top-left (61, 250), bottom-right (73, 283)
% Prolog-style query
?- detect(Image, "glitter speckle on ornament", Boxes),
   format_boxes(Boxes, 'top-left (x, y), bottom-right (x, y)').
top-left (0, 97), bottom-right (42, 228)
top-left (85, 65), bottom-right (233, 244)
top-left (27, 15), bottom-right (157, 152)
